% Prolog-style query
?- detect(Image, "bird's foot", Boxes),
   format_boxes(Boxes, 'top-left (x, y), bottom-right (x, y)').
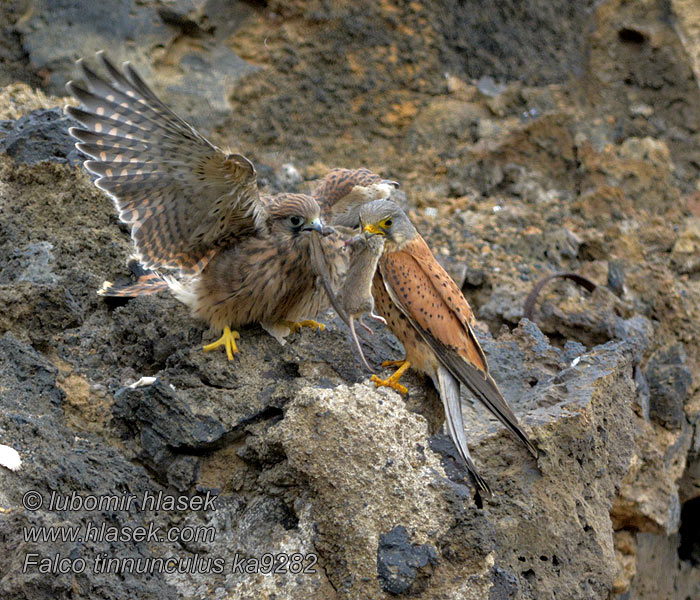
top-left (203, 326), bottom-right (240, 361)
top-left (380, 359), bottom-right (407, 368)
top-left (285, 320), bottom-right (326, 333)
top-left (370, 360), bottom-right (411, 395)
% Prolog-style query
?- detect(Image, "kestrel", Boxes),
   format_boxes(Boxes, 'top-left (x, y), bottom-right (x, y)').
top-left (314, 168), bottom-right (400, 227)
top-left (359, 200), bottom-right (538, 497)
top-left (65, 53), bottom-right (390, 359)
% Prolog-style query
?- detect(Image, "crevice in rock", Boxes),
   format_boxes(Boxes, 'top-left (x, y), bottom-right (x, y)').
top-left (679, 496), bottom-right (700, 565)
top-left (618, 28), bottom-right (647, 45)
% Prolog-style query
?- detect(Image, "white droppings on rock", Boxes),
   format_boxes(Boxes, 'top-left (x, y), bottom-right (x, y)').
top-left (128, 376), bottom-right (158, 389)
top-left (0, 444), bottom-right (22, 471)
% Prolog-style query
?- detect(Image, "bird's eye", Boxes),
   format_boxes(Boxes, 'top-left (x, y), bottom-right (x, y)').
top-left (383, 218), bottom-right (393, 228)
top-left (289, 215), bottom-right (303, 227)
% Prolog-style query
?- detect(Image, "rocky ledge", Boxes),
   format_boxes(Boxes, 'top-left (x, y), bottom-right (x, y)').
top-left (1, 1), bottom-right (700, 599)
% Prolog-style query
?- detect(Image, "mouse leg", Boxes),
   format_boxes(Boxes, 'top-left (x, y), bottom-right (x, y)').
top-left (369, 309), bottom-right (387, 325)
top-left (357, 315), bottom-right (374, 335)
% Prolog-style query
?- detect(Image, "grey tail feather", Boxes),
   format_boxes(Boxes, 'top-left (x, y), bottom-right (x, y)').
top-left (437, 342), bottom-right (539, 458)
top-left (436, 366), bottom-right (493, 498)
top-left (473, 372), bottom-right (539, 459)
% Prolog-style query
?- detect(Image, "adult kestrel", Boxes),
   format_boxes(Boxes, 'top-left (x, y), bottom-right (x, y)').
top-left (314, 168), bottom-right (400, 227)
top-left (65, 53), bottom-right (389, 359)
top-left (359, 200), bottom-right (538, 497)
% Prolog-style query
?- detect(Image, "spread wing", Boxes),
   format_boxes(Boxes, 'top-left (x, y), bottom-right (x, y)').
top-left (379, 237), bottom-right (538, 457)
top-left (66, 52), bottom-right (267, 274)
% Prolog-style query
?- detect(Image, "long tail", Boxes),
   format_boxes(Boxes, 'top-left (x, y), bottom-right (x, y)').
top-left (436, 366), bottom-right (492, 498)
top-left (98, 260), bottom-right (168, 297)
top-left (435, 340), bottom-right (539, 458)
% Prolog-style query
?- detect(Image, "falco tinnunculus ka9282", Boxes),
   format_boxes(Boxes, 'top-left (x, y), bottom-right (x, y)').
top-left (359, 200), bottom-right (538, 498)
top-left (65, 52), bottom-right (394, 359)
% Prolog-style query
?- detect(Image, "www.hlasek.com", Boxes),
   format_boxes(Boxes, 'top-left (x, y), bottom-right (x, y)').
top-left (20, 490), bottom-right (317, 575)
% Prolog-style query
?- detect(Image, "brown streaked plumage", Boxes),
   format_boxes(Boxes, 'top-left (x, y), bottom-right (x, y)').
top-left (358, 200), bottom-right (538, 498)
top-left (65, 52), bottom-right (374, 358)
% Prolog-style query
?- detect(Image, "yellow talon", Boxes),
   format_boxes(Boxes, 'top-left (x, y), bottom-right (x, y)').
top-left (203, 326), bottom-right (240, 361)
top-left (381, 359), bottom-right (407, 368)
top-left (285, 320), bottom-right (326, 333)
top-left (370, 360), bottom-right (411, 395)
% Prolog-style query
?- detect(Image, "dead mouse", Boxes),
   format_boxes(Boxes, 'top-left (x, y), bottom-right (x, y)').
top-left (340, 233), bottom-right (386, 369)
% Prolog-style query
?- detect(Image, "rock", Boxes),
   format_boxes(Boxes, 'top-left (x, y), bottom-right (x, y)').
top-left (0, 241), bottom-right (58, 285)
top-left (2, 1), bottom-right (700, 596)
top-left (670, 219), bottom-right (700, 274)
top-left (477, 76), bottom-right (507, 98)
top-left (645, 344), bottom-right (692, 430)
top-left (0, 83), bottom-right (70, 121)
top-left (0, 333), bottom-right (177, 599)
top-left (607, 259), bottom-right (627, 296)
top-left (376, 525), bottom-right (438, 595)
top-left (274, 383), bottom-right (452, 597)
top-left (16, 0), bottom-right (168, 91)
top-left (113, 380), bottom-right (228, 483)
top-left (0, 108), bottom-right (82, 165)
top-left (611, 423), bottom-right (691, 535)
top-left (625, 531), bottom-right (700, 599)
top-left (14, 0), bottom-right (258, 130)
top-left (679, 452), bottom-right (700, 504)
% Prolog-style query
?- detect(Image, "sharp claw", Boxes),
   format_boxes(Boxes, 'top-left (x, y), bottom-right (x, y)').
top-left (369, 360), bottom-right (411, 394)
top-left (370, 374), bottom-right (408, 395)
top-left (203, 326), bottom-right (240, 360)
top-left (287, 320), bottom-right (326, 333)
top-left (381, 359), bottom-right (406, 368)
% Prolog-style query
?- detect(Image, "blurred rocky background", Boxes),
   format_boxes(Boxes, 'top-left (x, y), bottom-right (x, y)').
top-left (1, 0), bottom-right (699, 598)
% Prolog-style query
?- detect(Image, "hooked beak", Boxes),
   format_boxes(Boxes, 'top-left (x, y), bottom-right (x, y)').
top-left (363, 223), bottom-right (385, 236)
top-left (302, 218), bottom-right (324, 234)
top-left (381, 179), bottom-right (400, 189)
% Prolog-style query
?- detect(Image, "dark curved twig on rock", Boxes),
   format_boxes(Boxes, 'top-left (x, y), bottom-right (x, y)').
top-left (523, 272), bottom-right (598, 321)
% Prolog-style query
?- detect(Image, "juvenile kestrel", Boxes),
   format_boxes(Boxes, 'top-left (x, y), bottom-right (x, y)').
top-left (65, 53), bottom-right (389, 359)
top-left (359, 200), bottom-right (538, 497)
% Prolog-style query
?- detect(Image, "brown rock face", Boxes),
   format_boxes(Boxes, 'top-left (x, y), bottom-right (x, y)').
top-left (1, 1), bottom-right (700, 598)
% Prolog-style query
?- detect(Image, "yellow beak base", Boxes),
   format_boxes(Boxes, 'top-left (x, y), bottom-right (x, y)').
top-left (363, 223), bottom-right (384, 235)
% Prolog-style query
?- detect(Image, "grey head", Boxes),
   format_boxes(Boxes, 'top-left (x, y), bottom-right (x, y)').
top-left (359, 199), bottom-right (417, 249)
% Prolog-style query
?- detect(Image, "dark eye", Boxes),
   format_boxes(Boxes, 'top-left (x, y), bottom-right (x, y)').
top-left (384, 219), bottom-right (393, 227)
top-left (289, 215), bottom-right (303, 227)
